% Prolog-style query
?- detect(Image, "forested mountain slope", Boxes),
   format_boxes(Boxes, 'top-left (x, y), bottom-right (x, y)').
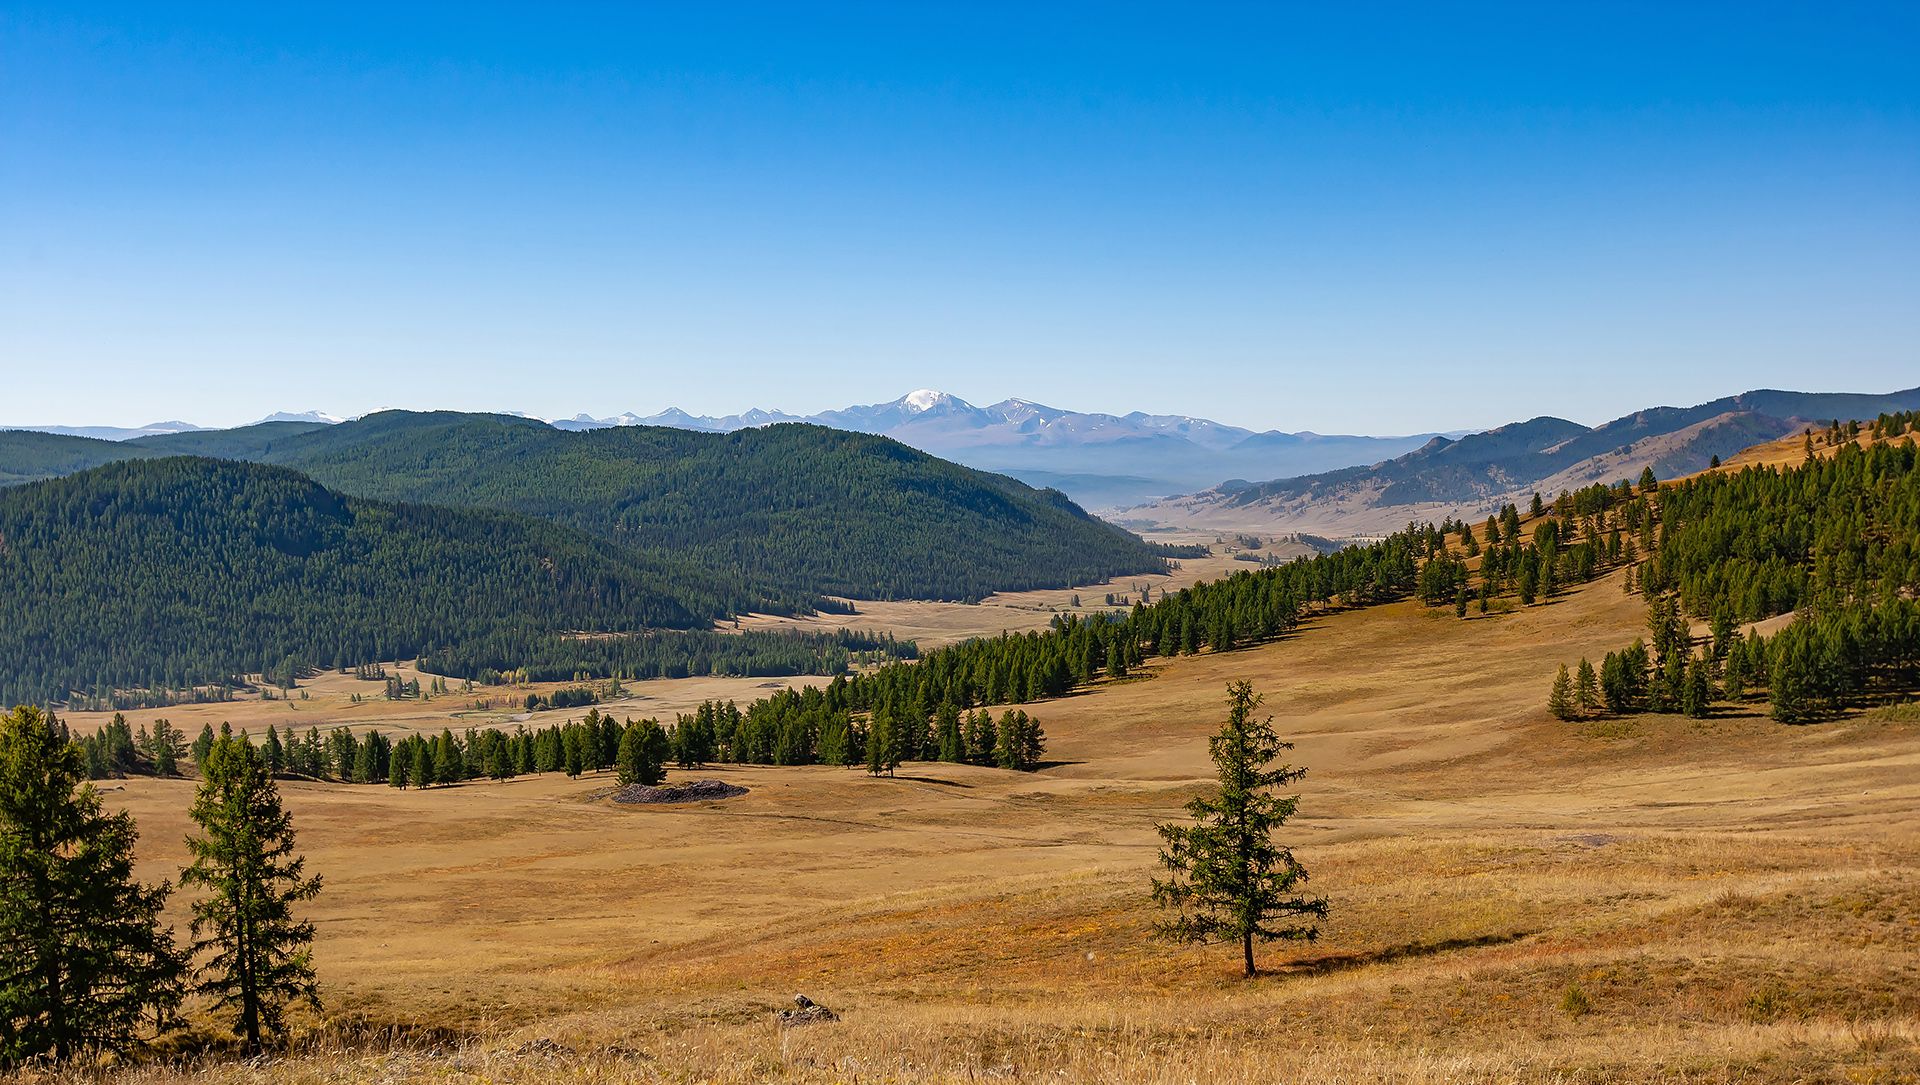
top-left (1135, 386), bottom-right (1920, 536)
top-left (0, 412), bottom-right (1169, 606)
top-left (0, 457), bottom-right (893, 705)
top-left (0, 430), bottom-right (162, 485)
top-left (130, 419), bottom-right (331, 458)
top-left (248, 412), bottom-right (1171, 604)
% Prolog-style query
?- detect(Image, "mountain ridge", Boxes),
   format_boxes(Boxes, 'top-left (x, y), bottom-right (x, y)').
top-left (1130, 385), bottom-right (1920, 537)
top-left (5, 392), bottom-right (1453, 508)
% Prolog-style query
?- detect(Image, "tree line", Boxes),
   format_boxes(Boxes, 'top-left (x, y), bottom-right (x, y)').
top-left (725, 526), bottom-right (1431, 732)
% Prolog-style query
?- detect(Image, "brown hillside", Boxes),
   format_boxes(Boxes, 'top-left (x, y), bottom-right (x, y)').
top-left (90, 561), bottom-right (1920, 1083)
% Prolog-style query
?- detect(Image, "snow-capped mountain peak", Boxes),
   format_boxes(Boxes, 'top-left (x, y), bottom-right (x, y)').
top-left (252, 410), bottom-right (344, 425)
top-left (902, 389), bottom-right (954, 413)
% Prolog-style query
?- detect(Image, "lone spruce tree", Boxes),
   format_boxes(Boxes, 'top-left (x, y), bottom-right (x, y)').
top-left (1548, 664), bottom-right (1577, 720)
top-left (1153, 682), bottom-right (1327, 977)
top-left (180, 734), bottom-right (321, 1052)
top-left (0, 707), bottom-right (183, 1066)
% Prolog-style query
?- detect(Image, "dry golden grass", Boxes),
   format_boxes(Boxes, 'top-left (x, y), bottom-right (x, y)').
top-left (51, 565), bottom-right (1920, 1083)
top-left (730, 546), bottom-right (1261, 648)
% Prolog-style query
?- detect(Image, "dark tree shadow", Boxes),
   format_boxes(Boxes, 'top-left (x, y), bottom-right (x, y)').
top-left (1274, 930), bottom-right (1531, 976)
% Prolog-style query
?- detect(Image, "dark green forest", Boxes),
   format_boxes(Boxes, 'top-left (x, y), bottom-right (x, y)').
top-left (0, 412), bottom-right (1176, 608)
top-left (0, 429), bottom-right (163, 485)
top-left (0, 415), bottom-right (1181, 704)
top-left (1552, 433), bottom-right (1920, 723)
top-left (254, 413), bottom-right (1172, 604)
top-left (0, 458), bottom-right (882, 705)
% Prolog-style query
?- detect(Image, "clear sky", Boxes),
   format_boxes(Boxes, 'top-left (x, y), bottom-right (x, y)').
top-left (3, 4), bottom-right (1915, 434)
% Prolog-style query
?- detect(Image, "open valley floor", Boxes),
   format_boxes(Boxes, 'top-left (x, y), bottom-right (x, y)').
top-left (73, 565), bottom-right (1920, 1084)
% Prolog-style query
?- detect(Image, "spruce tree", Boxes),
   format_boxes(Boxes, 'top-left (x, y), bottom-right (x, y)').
top-left (1574, 658), bottom-right (1599, 712)
top-left (0, 707), bottom-right (183, 1065)
top-left (180, 734), bottom-right (321, 1052)
top-left (934, 702), bottom-right (964, 763)
top-left (192, 723), bottom-right (216, 774)
top-left (410, 738), bottom-right (432, 787)
top-left (1548, 664), bottom-right (1576, 720)
top-left (1153, 682), bottom-right (1327, 977)
top-left (1680, 654), bottom-right (1713, 718)
top-left (866, 710), bottom-right (900, 777)
top-left (616, 720), bottom-right (668, 786)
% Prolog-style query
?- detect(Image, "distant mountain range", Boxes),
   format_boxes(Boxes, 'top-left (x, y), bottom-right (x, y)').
top-left (552, 391), bottom-right (1450, 507)
top-left (4, 394), bottom-right (1448, 507)
top-left (1128, 386), bottom-right (1920, 537)
top-left (6, 410), bottom-right (343, 443)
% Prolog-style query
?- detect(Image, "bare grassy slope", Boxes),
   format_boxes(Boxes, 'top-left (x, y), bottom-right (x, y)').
top-left (76, 558), bottom-right (1920, 1083)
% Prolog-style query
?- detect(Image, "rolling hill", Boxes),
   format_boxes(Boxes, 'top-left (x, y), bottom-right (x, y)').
top-left (0, 412), bottom-right (1174, 609)
top-left (0, 457), bottom-right (732, 704)
top-left (1133, 386), bottom-right (1920, 536)
top-left (240, 412), bottom-right (1170, 605)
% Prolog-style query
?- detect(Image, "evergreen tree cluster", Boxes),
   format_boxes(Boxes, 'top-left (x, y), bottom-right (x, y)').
top-left (1551, 438), bottom-right (1920, 723)
top-left (1, 707), bottom-right (321, 1065)
top-left (749, 526), bottom-right (1429, 730)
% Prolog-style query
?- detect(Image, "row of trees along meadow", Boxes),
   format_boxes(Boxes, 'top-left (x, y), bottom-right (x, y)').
top-left (716, 526), bottom-right (1426, 734)
top-left (0, 708), bottom-right (321, 1067)
top-left (1549, 437), bottom-right (1920, 723)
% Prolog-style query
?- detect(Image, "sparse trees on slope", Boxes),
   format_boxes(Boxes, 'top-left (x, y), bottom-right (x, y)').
top-left (0, 707), bottom-right (183, 1066)
top-left (1153, 682), bottom-right (1327, 977)
top-left (180, 735), bottom-right (321, 1052)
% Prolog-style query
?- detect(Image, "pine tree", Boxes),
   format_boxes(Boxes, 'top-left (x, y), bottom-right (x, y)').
top-left (991, 710), bottom-right (1046, 771)
top-left (1153, 682), bottom-right (1327, 977)
top-left (616, 720), bottom-right (668, 786)
top-left (434, 730), bottom-right (463, 785)
top-left (1574, 658), bottom-right (1599, 712)
top-left (934, 702), bottom-right (964, 762)
top-left (410, 738), bottom-right (433, 787)
top-left (192, 723), bottom-right (216, 774)
top-left (180, 735), bottom-right (320, 1052)
top-left (865, 710), bottom-right (901, 777)
top-left (1548, 664), bottom-right (1576, 720)
top-left (1680, 653), bottom-right (1713, 718)
top-left (264, 726), bottom-right (284, 774)
top-left (388, 740), bottom-right (411, 789)
top-left (963, 709), bottom-right (996, 766)
top-left (0, 707), bottom-right (183, 1065)
top-left (150, 718), bottom-right (185, 777)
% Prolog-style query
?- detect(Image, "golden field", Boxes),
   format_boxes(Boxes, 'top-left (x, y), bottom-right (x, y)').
top-left (45, 554), bottom-right (1920, 1084)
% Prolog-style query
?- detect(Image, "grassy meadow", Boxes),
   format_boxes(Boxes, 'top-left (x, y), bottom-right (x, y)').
top-left (41, 555), bottom-right (1920, 1084)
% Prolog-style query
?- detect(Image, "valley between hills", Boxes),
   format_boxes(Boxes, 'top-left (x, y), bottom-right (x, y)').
top-left (80, 549), bottom-right (1920, 1084)
top-left (15, 421), bottom-right (1914, 1083)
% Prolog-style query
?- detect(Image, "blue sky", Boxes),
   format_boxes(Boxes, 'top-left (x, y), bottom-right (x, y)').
top-left (3, 3), bottom-right (1915, 433)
